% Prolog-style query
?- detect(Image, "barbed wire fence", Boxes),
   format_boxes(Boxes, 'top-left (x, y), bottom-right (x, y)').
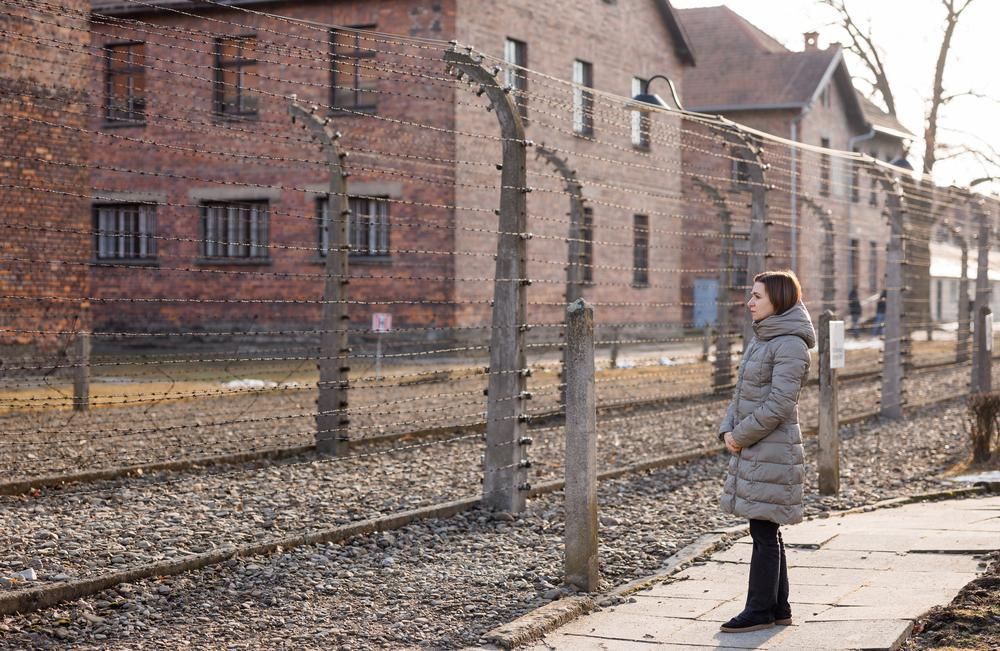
top-left (1, 0), bottom-right (998, 605)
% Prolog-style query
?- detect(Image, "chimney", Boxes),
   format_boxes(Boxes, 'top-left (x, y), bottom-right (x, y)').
top-left (803, 31), bottom-right (819, 50)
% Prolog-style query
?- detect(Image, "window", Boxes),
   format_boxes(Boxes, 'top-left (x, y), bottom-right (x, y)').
top-left (732, 157), bottom-right (751, 190)
top-left (104, 42), bottom-right (146, 123)
top-left (850, 148), bottom-right (860, 203)
top-left (732, 231), bottom-right (750, 289)
top-left (820, 86), bottom-right (831, 108)
top-left (630, 77), bottom-right (651, 149)
top-left (214, 35), bottom-right (258, 117)
top-left (201, 201), bottom-right (269, 259)
top-left (849, 238), bottom-right (860, 289)
top-left (580, 206), bottom-right (594, 283)
top-left (869, 241), bottom-right (878, 294)
top-left (819, 137), bottom-right (831, 197)
top-left (504, 38), bottom-right (528, 120)
top-left (572, 60), bottom-right (594, 135)
top-left (330, 27), bottom-right (377, 113)
top-left (94, 204), bottom-right (156, 260)
top-left (632, 214), bottom-right (649, 286)
top-left (318, 196), bottom-right (390, 257)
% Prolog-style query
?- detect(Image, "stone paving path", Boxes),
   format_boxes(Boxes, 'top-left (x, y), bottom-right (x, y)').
top-left (526, 494), bottom-right (1000, 650)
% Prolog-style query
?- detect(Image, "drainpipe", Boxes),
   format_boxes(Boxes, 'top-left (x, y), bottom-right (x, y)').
top-left (789, 106), bottom-right (812, 274)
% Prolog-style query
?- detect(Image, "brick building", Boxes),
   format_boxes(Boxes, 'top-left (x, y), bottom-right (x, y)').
top-left (676, 6), bottom-right (912, 330)
top-left (0, 0), bottom-right (93, 356)
top-left (82, 0), bottom-right (695, 343)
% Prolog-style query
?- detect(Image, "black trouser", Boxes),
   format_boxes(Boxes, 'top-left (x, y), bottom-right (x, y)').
top-left (744, 519), bottom-right (789, 620)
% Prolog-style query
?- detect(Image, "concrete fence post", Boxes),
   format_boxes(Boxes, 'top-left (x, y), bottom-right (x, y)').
top-left (692, 178), bottom-right (734, 392)
top-left (724, 128), bottom-right (768, 346)
top-left (536, 145), bottom-right (584, 409)
top-left (818, 310), bottom-right (842, 495)
top-left (290, 100), bottom-right (350, 455)
top-left (974, 306), bottom-right (993, 394)
top-left (971, 203), bottom-right (992, 392)
top-left (564, 298), bottom-right (598, 592)
top-left (875, 170), bottom-right (906, 419)
top-left (956, 228), bottom-right (971, 364)
top-left (73, 304), bottom-right (91, 412)
top-left (445, 47), bottom-right (530, 513)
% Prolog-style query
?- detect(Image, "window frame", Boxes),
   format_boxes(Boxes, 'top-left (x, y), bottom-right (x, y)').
top-left (572, 59), bottom-right (594, 136)
top-left (213, 34), bottom-right (258, 119)
top-left (329, 26), bottom-right (378, 114)
top-left (199, 200), bottom-right (270, 262)
top-left (103, 41), bottom-right (146, 125)
top-left (93, 203), bottom-right (157, 262)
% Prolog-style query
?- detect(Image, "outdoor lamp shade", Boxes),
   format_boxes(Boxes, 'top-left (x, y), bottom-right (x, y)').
top-left (631, 92), bottom-right (670, 109)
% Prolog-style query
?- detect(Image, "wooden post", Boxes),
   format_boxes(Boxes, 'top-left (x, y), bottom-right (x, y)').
top-left (564, 298), bottom-right (598, 592)
top-left (290, 100), bottom-right (350, 455)
top-left (971, 203), bottom-right (991, 392)
top-left (446, 47), bottom-right (530, 513)
top-left (876, 170), bottom-right (905, 419)
top-left (974, 306), bottom-right (993, 393)
top-left (818, 310), bottom-right (842, 495)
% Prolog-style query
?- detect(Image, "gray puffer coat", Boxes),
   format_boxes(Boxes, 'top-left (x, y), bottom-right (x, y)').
top-left (718, 302), bottom-right (816, 525)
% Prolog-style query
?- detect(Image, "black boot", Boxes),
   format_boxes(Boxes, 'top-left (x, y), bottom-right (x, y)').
top-left (773, 530), bottom-right (792, 625)
top-left (721, 519), bottom-right (781, 633)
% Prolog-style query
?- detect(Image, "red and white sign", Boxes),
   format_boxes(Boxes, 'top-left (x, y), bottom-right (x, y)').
top-left (372, 312), bottom-right (392, 333)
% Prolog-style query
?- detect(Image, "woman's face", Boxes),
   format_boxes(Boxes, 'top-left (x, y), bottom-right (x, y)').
top-left (748, 281), bottom-right (775, 322)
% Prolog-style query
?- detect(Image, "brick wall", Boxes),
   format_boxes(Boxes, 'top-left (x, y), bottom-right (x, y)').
top-left (0, 0), bottom-right (93, 357)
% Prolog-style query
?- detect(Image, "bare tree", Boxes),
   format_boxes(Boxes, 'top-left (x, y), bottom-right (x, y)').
top-left (820, 0), bottom-right (980, 175)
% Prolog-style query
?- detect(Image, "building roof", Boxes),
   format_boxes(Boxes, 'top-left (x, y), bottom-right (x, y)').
top-left (92, 0), bottom-right (697, 66)
top-left (858, 95), bottom-right (915, 140)
top-left (676, 5), bottom-right (866, 130)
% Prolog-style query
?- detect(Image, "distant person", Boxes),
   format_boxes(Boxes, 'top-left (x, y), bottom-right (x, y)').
top-left (873, 290), bottom-right (886, 336)
top-left (717, 270), bottom-right (815, 633)
top-left (848, 287), bottom-right (861, 334)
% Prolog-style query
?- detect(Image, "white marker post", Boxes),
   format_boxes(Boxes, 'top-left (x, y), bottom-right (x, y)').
top-left (372, 312), bottom-right (392, 380)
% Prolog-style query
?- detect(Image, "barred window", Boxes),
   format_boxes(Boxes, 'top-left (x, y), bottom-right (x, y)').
top-left (572, 60), bottom-right (594, 136)
top-left (580, 206), bottom-right (594, 284)
top-left (104, 42), bottom-right (146, 123)
top-left (633, 214), bottom-right (649, 286)
top-left (94, 204), bottom-right (156, 260)
top-left (330, 27), bottom-right (377, 113)
top-left (214, 35), bottom-right (258, 117)
top-left (200, 201), bottom-right (269, 259)
top-left (732, 158), bottom-right (751, 190)
top-left (318, 196), bottom-right (390, 257)
top-left (819, 137), bottom-right (831, 197)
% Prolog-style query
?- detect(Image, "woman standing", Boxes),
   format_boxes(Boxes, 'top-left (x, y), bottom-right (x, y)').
top-left (718, 270), bottom-right (815, 633)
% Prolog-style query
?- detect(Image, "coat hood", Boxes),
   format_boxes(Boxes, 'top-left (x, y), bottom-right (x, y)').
top-left (752, 302), bottom-right (816, 348)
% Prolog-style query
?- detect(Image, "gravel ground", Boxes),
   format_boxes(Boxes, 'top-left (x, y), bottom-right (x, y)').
top-left (0, 340), bottom-right (971, 481)
top-left (0, 385), bottom-right (983, 649)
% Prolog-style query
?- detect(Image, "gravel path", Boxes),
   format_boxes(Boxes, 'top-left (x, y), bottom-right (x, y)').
top-left (0, 393), bottom-right (977, 649)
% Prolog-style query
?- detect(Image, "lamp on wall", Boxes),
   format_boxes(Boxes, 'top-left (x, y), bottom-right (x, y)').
top-left (630, 74), bottom-right (684, 111)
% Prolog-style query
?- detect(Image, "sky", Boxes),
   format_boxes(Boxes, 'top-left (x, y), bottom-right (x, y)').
top-left (670, 0), bottom-right (1000, 194)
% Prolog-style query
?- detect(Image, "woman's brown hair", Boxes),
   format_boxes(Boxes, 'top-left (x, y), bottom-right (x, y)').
top-left (753, 270), bottom-right (802, 316)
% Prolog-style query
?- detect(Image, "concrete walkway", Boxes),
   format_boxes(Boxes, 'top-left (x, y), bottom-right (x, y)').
top-left (526, 494), bottom-right (1000, 650)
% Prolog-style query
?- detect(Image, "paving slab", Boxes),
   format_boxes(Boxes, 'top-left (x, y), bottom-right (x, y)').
top-left (772, 619), bottom-right (913, 650)
top-left (521, 495), bottom-right (1000, 650)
